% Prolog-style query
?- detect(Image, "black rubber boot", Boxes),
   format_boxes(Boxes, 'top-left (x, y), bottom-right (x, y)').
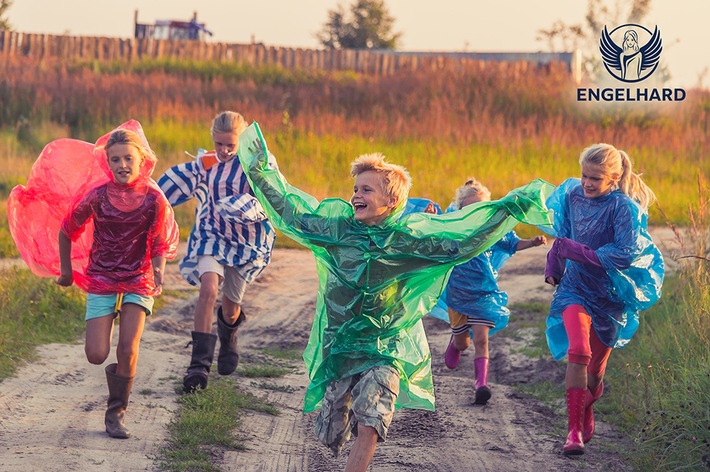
top-left (183, 331), bottom-right (217, 393)
top-left (105, 363), bottom-right (134, 439)
top-left (217, 306), bottom-right (246, 375)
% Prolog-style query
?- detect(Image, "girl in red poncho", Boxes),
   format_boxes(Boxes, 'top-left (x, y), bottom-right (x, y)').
top-left (55, 128), bottom-right (179, 439)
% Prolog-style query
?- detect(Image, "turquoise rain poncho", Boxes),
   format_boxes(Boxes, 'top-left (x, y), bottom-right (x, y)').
top-left (238, 123), bottom-right (554, 412)
top-left (542, 178), bottom-right (664, 360)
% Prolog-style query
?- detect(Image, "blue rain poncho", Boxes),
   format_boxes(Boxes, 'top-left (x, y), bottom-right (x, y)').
top-left (238, 123), bottom-right (554, 412)
top-left (542, 178), bottom-right (664, 360)
top-left (428, 231), bottom-right (521, 336)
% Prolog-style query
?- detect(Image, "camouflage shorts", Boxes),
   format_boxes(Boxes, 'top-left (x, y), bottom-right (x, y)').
top-left (314, 365), bottom-right (400, 457)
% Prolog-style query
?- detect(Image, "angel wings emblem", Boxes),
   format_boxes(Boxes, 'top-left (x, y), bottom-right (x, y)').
top-left (600, 25), bottom-right (662, 82)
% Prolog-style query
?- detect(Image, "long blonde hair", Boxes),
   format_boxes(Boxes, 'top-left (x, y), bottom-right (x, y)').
top-left (350, 153), bottom-right (412, 206)
top-left (579, 143), bottom-right (656, 210)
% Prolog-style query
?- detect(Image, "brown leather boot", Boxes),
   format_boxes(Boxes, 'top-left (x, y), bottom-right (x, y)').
top-left (183, 331), bottom-right (217, 393)
top-left (217, 306), bottom-right (246, 375)
top-left (105, 363), bottom-right (134, 439)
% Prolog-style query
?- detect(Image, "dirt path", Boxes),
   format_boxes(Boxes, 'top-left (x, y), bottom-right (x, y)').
top-left (0, 229), bottom-right (678, 471)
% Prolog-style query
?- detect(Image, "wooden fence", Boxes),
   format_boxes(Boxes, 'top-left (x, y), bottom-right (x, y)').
top-left (0, 31), bottom-right (581, 81)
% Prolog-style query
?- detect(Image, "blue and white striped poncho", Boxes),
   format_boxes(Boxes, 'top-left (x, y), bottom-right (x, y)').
top-left (158, 150), bottom-right (276, 286)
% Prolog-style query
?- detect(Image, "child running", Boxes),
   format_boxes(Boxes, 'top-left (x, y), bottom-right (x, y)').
top-left (543, 143), bottom-right (664, 456)
top-left (54, 125), bottom-right (179, 438)
top-left (441, 178), bottom-right (547, 405)
top-left (237, 122), bottom-right (553, 472)
top-left (158, 111), bottom-right (275, 393)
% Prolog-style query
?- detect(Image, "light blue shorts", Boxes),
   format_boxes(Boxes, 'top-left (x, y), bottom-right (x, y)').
top-left (85, 293), bottom-right (154, 321)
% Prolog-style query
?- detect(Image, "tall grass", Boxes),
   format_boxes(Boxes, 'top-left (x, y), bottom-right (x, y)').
top-left (604, 176), bottom-right (710, 470)
top-left (1, 56), bottom-right (706, 225)
top-left (0, 267), bottom-right (85, 378)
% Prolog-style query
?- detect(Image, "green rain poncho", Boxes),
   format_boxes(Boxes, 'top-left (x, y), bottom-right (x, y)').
top-left (238, 123), bottom-right (553, 413)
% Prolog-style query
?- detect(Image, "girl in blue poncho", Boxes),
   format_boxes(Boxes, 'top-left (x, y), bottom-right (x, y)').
top-left (441, 178), bottom-right (546, 405)
top-left (544, 143), bottom-right (663, 456)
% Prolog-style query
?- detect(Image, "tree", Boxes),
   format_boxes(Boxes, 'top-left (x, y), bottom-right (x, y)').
top-left (536, 0), bottom-right (654, 80)
top-left (317, 0), bottom-right (401, 50)
top-left (0, 0), bottom-right (12, 31)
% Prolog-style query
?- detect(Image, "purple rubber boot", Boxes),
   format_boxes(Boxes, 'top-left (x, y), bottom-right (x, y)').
top-left (444, 335), bottom-right (461, 369)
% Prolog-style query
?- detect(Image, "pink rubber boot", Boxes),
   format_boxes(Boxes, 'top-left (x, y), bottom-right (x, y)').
top-left (444, 335), bottom-right (461, 369)
top-left (563, 387), bottom-right (586, 455)
top-left (473, 357), bottom-right (491, 405)
top-left (583, 382), bottom-right (604, 443)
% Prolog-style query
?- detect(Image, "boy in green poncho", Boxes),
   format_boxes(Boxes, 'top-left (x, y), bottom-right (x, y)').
top-left (238, 123), bottom-right (553, 472)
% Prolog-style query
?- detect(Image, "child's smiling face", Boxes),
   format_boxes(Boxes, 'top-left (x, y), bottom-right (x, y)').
top-left (107, 144), bottom-right (142, 185)
top-left (351, 170), bottom-right (396, 226)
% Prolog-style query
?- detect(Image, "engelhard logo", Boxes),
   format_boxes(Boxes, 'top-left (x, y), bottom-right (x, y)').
top-left (576, 23), bottom-right (685, 103)
top-left (600, 24), bottom-right (662, 83)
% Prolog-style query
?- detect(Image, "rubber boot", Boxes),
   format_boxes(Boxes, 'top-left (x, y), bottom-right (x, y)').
top-left (473, 357), bottom-right (491, 405)
top-left (183, 331), bottom-right (217, 393)
top-left (563, 387), bottom-right (586, 455)
top-left (444, 334), bottom-right (461, 369)
top-left (583, 382), bottom-right (604, 443)
top-left (105, 363), bottom-right (134, 439)
top-left (217, 306), bottom-right (246, 375)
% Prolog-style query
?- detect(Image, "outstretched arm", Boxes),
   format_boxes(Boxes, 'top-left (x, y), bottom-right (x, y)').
top-left (56, 230), bottom-right (73, 286)
top-left (238, 123), bottom-right (348, 245)
top-left (516, 235), bottom-right (547, 251)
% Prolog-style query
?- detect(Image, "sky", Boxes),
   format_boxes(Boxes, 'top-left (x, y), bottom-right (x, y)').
top-left (7, 0), bottom-right (709, 89)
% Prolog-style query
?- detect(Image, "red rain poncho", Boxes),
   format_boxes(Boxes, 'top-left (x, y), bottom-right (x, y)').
top-left (7, 120), bottom-right (179, 295)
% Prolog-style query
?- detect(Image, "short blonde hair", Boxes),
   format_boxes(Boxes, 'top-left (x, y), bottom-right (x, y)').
top-left (350, 153), bottom-right (412, 205)
top-left (210, 111), bottom-right (248, 136)
top-left (453, 177), bottom-right (491, 210)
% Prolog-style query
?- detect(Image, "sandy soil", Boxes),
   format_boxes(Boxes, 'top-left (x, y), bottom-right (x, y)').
top-left (0, 229), bottom-right (678, 471)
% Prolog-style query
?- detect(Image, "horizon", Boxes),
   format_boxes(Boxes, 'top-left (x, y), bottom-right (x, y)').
top-left (6, 1), bottom-right (710, 89)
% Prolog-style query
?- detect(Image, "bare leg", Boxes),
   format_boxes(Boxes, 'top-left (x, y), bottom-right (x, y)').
top-left (194, 272), bottom-right (220, 333)
top-left (452, 331), bottom-right (471, 352)
top-left (85, 315), bottom-right (115, 365)
top-left (566, 362), bottom-right (587, 389)
top-left (221, 296), bottom-right (242, 325)
top-left (471, 325), bottom-right (490, 359)
top-left (114, 303), bottom-right (147, 378)
top-left (345, 424), bottom-right (378, 472)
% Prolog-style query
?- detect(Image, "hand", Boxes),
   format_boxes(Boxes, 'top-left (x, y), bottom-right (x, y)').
top-left (249, 136), bottom-right (266, 157)
top-left (153, 267), bottom-right (164, 288)
top-left (55, 273), bottom-right (73, 287)
top-left (532, 235), bottom-right (547, 247)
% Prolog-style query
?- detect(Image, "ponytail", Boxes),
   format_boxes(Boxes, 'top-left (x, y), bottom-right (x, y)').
top-left (618, 150), bottom-right (656, 210)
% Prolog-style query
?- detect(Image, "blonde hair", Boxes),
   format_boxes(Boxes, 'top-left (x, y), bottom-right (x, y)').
top-left (452, 177), bottom-right (491, 210)
top-left (579, 143), bottom-right (656, 210)
top-left (104, 129), bottom-right (155, 162)
top-left (350, 153), bottom-right (412, 205)
top-left (210, 111), bottom-right (247, 136)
